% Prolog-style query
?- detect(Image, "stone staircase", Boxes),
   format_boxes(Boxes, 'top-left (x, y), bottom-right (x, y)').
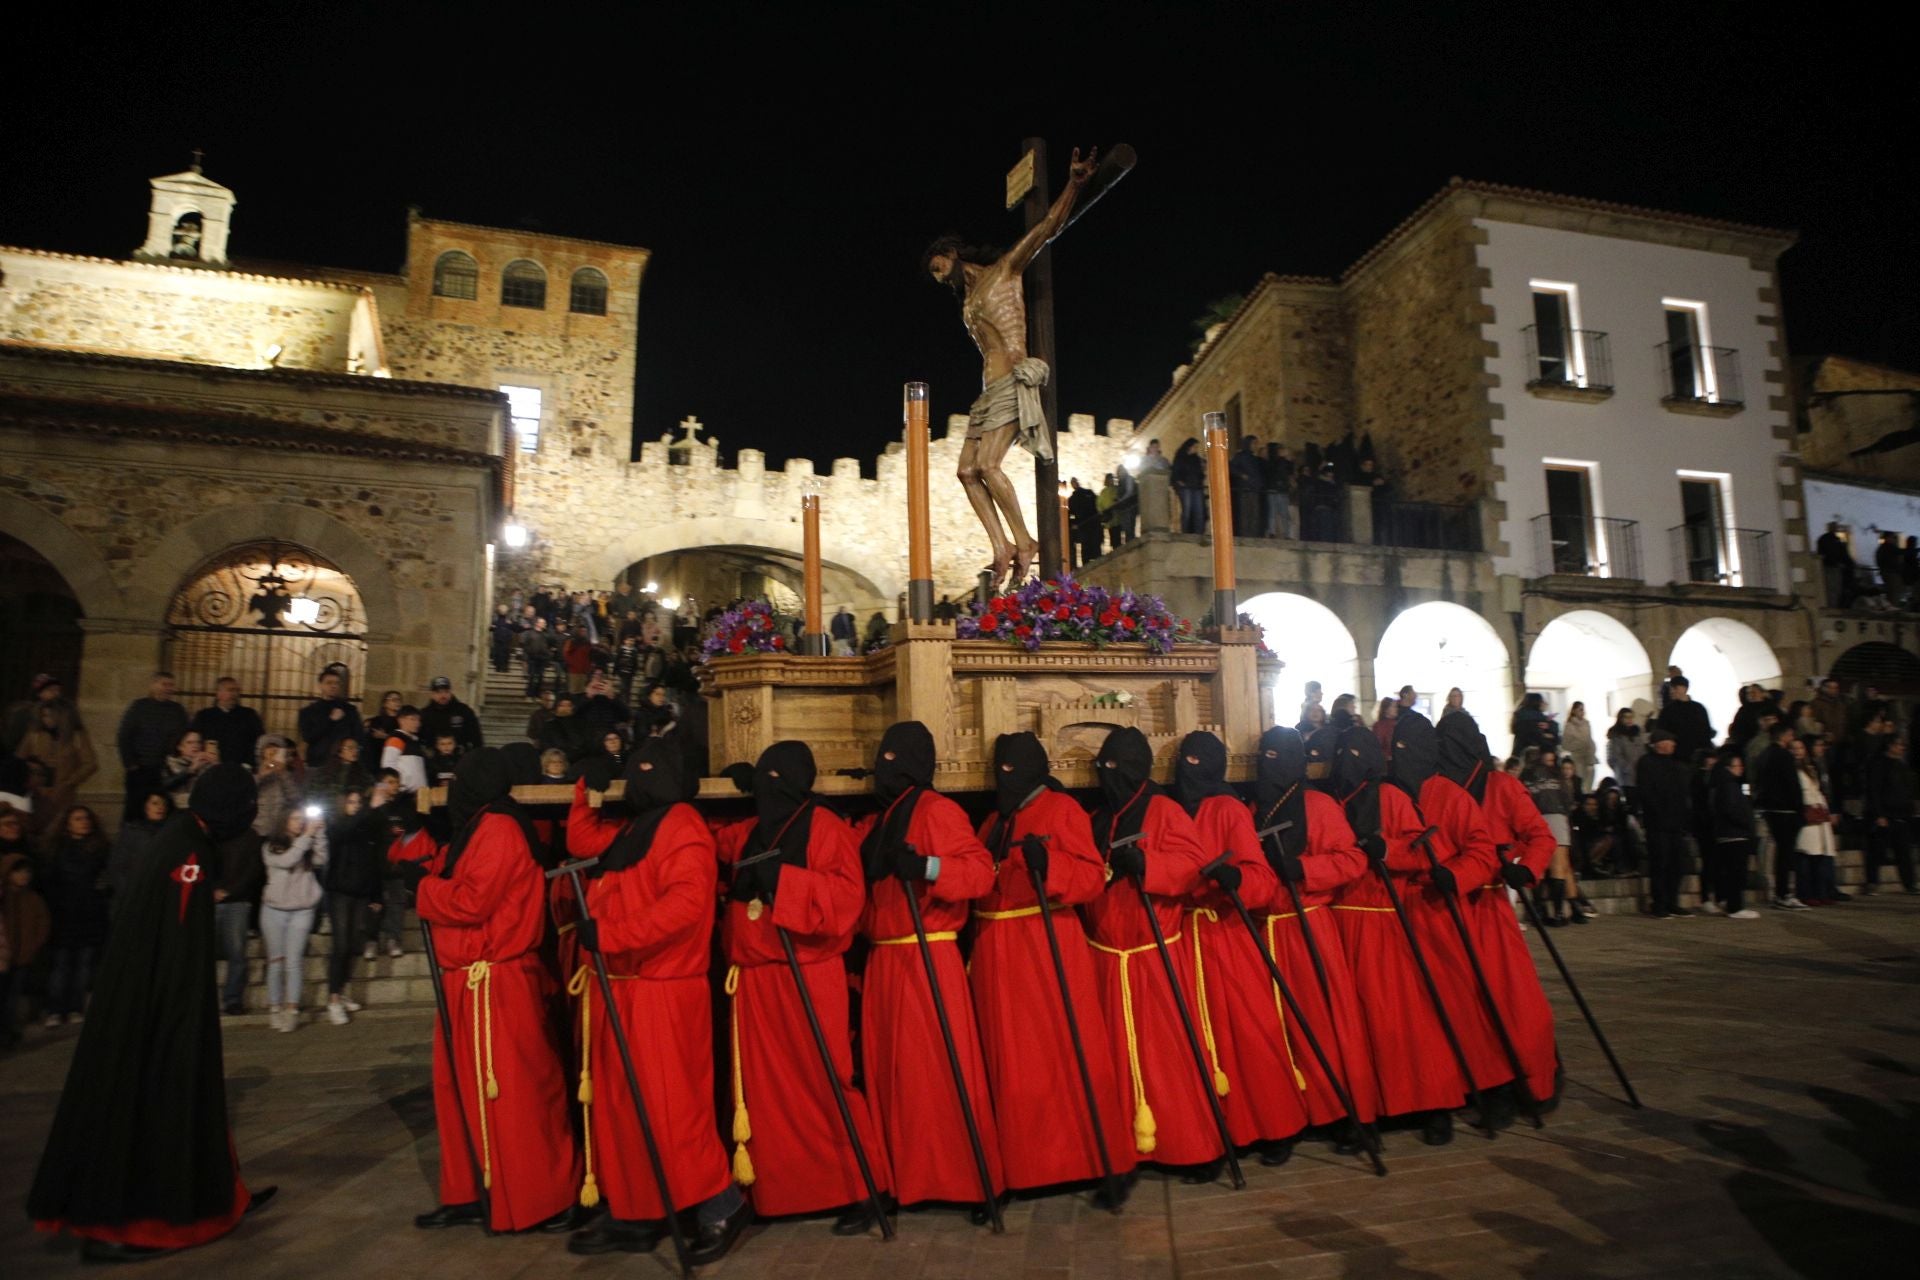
top-left (217, 912), bottom-right (435, 1018)
top-left (480, 659), bottom-right (537, 746)
top-left (1567, 846), bottom-right (1882, 916)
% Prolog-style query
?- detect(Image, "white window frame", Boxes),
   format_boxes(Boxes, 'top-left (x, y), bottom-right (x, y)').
top-left (1661, 298), bottom-right (1720, 402)
top-left (499, 383), bottom-right (545, 454)
top-left (1529, 280), bottom-right (1588, 387)
top-left (1677, 469), bottom-right (1741, 585)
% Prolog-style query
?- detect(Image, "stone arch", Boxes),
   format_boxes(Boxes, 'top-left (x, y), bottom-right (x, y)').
top-left (0, 499), bottom-right (124, 620)
top-left (126, 502), bottom-right (400, 638)
top-left (1524, 610), bottom-right (1658, 758)
top-left (1669, 618), bottom-right (1782, 732)
top-left (1240, 591), bottom-right (1359, 725)
top-left (591, 517), bottom-right (902, 605)
top-left (1829, 641), bottom-right (1920, 695)
top-left (1376, 601), bottom-right (1515, 755)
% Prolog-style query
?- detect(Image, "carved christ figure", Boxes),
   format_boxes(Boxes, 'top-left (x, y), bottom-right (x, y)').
top-left (925, 147), bottom-right (1097, 586)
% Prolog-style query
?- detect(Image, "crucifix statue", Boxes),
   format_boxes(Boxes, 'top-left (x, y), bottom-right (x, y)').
top-left (925, 147), bottom-right (1099, 588)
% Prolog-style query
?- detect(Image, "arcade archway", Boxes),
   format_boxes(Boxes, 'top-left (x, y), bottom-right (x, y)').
top-left (1669, 618), bottom-right (1782, 737)
top-left (1240, 591), bottom-right (1359, 727)
top-left (1376, 602), bottom-right (1515, 755)
top-left (0, 532), bottom-right (85, 703)
top-left (1525, 610), bottom-right (1656, 773)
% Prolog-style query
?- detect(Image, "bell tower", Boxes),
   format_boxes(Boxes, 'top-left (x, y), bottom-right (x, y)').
top-left (133, 152), bottom-right (236, 266)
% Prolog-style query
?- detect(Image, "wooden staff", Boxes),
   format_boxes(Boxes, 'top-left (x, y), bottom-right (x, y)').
top-left (1202, 412), bottom-right (1236, 626)
top-left (802, 492), bottom-right (826, 656)
top-left (905, 382), bottom-right (933, 620)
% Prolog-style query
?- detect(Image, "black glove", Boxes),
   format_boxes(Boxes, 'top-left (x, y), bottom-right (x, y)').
top-left (721, 763), bottom-right (755, 795)
top-left (1109, 845), bottom-right (1147, 881)
top-left (1360, 834), bottom-right (1387, 864)
top-left (1205, 861), bottom-right (1242, 894)
top-left (893, 849), bottom-right (931, 882)
top-left (1500, 862), bottom-right (1536, 890)
top-left (576, 917), bottom-right (601, 953)
top-left (578, 756), bottom-right (616, 793)
top-left (1272, 852), bottom-right (1306, 885)
top-left (727, 863), bottom-right (760, 902)
top-left (1427, 863), bottom-right (1458, 896)
top-left (1020, 834), bottom-right (1049, 881)
top-left (394, 859), bottom-right (431, 893)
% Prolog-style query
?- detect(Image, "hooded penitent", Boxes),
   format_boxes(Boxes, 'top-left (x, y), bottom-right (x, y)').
top-left (1329, 721), bottom-right (1386, 844)
top-left (499, 740), bottom-right (544, 787)
top-left (992, 731), bottom-right (1057, 818)
top-left (443, 747), bottom-right (539, 877)
top-left (742, 740), bottom-right (818, 865)
top-left (862, 721), bottom-right (937, 875)
top-left (1435, 710), bottom-right (1493, 803)
top-left (28, 765), bottom-right (258, 1240)
top-left (1173, 730), bottom-right (1238, 814)
top-left (600, 736), bottom-right (699, 873)
top-left (1253, 725), bottom-right (1309, 861)
top-left (1387, 710), bottom-right (1440, 799)
top-left (1094, 726), bottom-right (1158, 851)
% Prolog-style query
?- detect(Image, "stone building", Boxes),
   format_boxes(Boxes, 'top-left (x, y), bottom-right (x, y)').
top-left (1093, 180), bottom-right (1811, 760)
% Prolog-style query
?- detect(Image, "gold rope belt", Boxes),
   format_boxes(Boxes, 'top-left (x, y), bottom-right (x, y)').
top-left (1265, 904), bottom-right (1323, 921)
top-left (1331, 905), bottom-right (1398, 913)
top-left (973, 903), bottom-right (1068, 921)
top-left (1087, 931), bottom-right (1183, 1154)
top-left (1185, 909), bottom-right (1231, 1098)
top-left (436, 959), bottom-right (501, 1191)
top-left (1259, 919), bottom-right (1311, 1092)
top-left (565, 964), bottom-right (644, 1208)
top-left (872, 931), bottom-right (959, 946)
top-left (724, 964), bottom-right (755, 1187)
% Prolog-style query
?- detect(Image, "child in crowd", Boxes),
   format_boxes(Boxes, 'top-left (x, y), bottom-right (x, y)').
top-left (425, 735), bottom-right (462, 788)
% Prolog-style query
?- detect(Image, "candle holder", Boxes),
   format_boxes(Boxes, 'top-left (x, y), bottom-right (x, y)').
top-left (905, 382), bottom-right (934, 622)
top-left (801, 491), bottom-right (828, 656)
top-left (1203, 412), bottom-right (1237, 626)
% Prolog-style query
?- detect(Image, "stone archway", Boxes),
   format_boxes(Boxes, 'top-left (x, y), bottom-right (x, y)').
top-left (0, 498), bottom-right (123, 621)
top-left (1240, 591), bottom-right (1360, 726)
top-left (590, 517), bottom-right (903, 609)
top-left (1525, 610), bottom-right (1658, 760)
top-left (1669, 618), bottom-right (1782, 735)
top-left (1376, 601), bottom-right (1515, 756)
top-left (0, 532), bottom-right (87, 704)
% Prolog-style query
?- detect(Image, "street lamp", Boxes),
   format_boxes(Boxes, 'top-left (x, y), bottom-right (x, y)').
top-left (503, 523), bottom-right (529, 549)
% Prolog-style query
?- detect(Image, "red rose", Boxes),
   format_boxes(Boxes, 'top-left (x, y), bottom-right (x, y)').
top-left (1100, 609), bottom-right (1120, 626)
top-left (1054, 605), bottom-right (1070, 620)
top-left (771, 634), bottom-right (785, 650)
top-left (728, 637), bottom-right (744, 654)
top-left (1014, 624), bottom-right (1033, 638)
top-left (980, 614), bottom-right (999, 631)
top-left (1121, 617), bottom-right (1137, 631)
top-left (1076, 604), bottom-right (1094, 620)
top-left (989, 596), bottom-right (1007, 614)
top-left (1037, 597), bottom-right (1054, 612)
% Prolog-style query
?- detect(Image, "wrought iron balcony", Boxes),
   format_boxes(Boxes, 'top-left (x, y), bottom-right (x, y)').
top-left (1532, 513), bottom-right (1642, 580)
top-left (1521, 325), bottom-right (1613, 393)
top-left (1655, 342), bottom-right (1743, 409)
top-left (1669, 524), bottom-right (1775, 590)
top-left (1376, 500), bottom-right (1482, 553)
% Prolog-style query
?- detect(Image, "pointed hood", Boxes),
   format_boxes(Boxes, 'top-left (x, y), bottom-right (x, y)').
top-left (992, 731), bottom-right (1057, 817)
top-left (873, 721), bottom-right (935, 803)
top-left (1174, 730), bottom-right (1238, 813)
top-left (1388, 710), bottom-right (1440, 797)
top-left (1253, 725), bottom-right (1308, 860)
top-left (1436, 710), bottom-right (1492, 803)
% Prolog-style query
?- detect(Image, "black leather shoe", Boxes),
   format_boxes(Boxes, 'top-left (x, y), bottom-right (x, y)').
top-left (1258, 1138), bottom-right (1295, 1167)
top-left (567, 1217), bottom-right (664, 1255)
top-left (1420, 1111), bottom-right (1454, 1146)
top-left (1178, 1157), bottom-right (1225, 1185)
top-left (1479, 1087), bottom-right (1517, 1131)
top-left (80, 1240), bottom-right (170, 1263)
top-left (413, 1202), bottom-right (484, 1229)
top-left (687, 1204), bottom-right (752, 1265)
top-left (831, 1201), bottom-right (883, 1236)
top-left (245, 1185), bottom-right (279, 1217)
top-left (534, 1204), bottom-right (591, 1234)
top-left (1093, 1171), bottom-right (1135, 1210)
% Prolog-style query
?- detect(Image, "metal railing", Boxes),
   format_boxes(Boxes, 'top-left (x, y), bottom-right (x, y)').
top-left (1655, 342), bottom-right (1743, 407)
top-left (1669, 524), bottom-right (1775, 590)
top-left (1376, 500), bottom-right (1482, 552)
top-left (1532, 512), bottom-right (1642, 580)
top-left (1522, 325), bottom-right (1614, 392)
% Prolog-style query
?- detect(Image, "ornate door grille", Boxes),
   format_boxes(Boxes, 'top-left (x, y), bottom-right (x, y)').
top-left (164, 542), bottom-right (367, 740)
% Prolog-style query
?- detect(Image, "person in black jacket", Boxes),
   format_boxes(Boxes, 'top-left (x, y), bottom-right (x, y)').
top-left (419, 678), bottom-right (483, 754)
top-left (1067, 476), bottom-right (1102, 567)
top-left (489, 606), bottom-right (517, 674)
top-left (1636, 729), bottom-right (1694, 918)
top-left (321, 788), bottom-right (390, 1024)
top-left (1689, 748), bottom-right (1722, 912)
top-left (538, 691), bottom-right (595, 761)
top-left (297, 670), bottom-right (365, 767)
top-left (188, 678), bottom-right (265, 771)
top-left (39, 805), bottom-right (112, 1025)
top-left (1752, 721), bottom-right (1807, 908)
top-left (1655, 675), bottom-right (1713, 763)
top-left (1708, 756), bottom-right (1759, 918)
top-left (115, 673), bottom-right (190, 822)
top-left (1863, 735), bottom-right (1919, 894)
top-left (1171, 437), bottom-right (1207, 533)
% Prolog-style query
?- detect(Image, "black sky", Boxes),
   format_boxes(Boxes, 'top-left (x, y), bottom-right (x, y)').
top-left (2, 3), bottom-right (1910, 468)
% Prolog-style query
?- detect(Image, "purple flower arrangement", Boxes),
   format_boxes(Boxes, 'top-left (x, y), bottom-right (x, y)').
top-left (954, 575), bottom-right (1191, 654)
top-left (700, 599), bottom-right (787, 660)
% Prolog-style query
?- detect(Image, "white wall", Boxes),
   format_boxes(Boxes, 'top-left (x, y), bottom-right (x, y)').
top-left (1478, 220), bottom-right (1790, 586)
top-left (1802, 475), bottom-right (1920, 568)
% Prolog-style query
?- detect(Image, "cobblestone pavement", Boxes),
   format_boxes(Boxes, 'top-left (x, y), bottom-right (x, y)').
top-left (4, 899), bottom-right (1917, 1278)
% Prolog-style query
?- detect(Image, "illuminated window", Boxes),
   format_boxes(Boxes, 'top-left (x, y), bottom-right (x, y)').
top-left (432, 251), bottom-right (478, 300)
top-left (501, 260), bottom-right (547, 309)
top-left (501, 384), bottom-right (543, 453)
top-left (569, 267), bottom-right (609, 315)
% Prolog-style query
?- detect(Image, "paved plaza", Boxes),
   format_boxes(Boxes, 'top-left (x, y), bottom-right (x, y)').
top-left (4, 900), bottom-right (1917, 1279)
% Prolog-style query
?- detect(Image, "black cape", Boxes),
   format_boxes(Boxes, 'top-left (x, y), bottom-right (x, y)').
top-left (28, 765), bottom-right (257, 1233)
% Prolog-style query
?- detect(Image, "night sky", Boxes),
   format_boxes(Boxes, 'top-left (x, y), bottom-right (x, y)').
top-left (2, 5), bottom-right (1909, 467)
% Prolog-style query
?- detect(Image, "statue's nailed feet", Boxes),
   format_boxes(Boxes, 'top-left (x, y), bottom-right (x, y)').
top-left (1008, 538), bottom-right (1037, 588)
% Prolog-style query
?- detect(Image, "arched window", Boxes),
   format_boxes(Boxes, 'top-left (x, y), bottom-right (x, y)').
top-left (431, 250), bottom-right (479, 300)
top-left (170, 212), bottom-right (204, 260)
top-left (501, 260), bottom-right (547, 309)
top-left (569, 267), bottom-right (609, 316)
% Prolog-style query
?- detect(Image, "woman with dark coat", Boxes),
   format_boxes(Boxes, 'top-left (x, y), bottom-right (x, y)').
top-left (107, 791), bottom-right (172, 915)
top-left (1170, 438), bottom-right (1207, 534)
top-left (40, 805), bottom-right (112, 1026)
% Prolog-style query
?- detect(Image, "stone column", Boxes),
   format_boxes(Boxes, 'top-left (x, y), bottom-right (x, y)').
top-left (1138, 470), bottom-right (1172, 535)
top-left (1345, 486), bottom-right (1373, 545)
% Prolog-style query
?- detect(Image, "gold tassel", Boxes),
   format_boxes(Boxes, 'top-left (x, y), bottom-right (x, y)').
top-left (579, 1171), bottom-right (600, 1208)
top-left (725, 964), bottom-right (755, 1186)
top-left (1214, 1068), bottom-right (1231, 1097)
top-left (733, 1141), bottom-right (756, 1187)
top-left (1134, 1099), bottom-right (1157, 1154)
top-left (732, 1102), bottom-right (752, 1144)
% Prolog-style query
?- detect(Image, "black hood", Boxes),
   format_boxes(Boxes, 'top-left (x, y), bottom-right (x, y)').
top-left (499, 740), bottom-right (543, 786)
top-left (601, 736), bottom-right (697, 873)
top-left (1331, 722), bottom-right (1385, 796)
top-left (746, 740), bottom-right (819, 867)
top-left (873, 721), bottom-right (935, 804)
top-left (992, 731), bottom-right (1057, 818)
top-left (1095, 726), bottom-right (1155, 813)
top-left (1174, 731), bottom-right (1238, 813)
top-left (1388, 710), bottom-right (1439, 797)
top-left (444, 747), bottom-right (539, 877)
top-left (1254, 725), bottom-right (1308, 860)
top-left (188, 764), bottom-right (258, 843)
top-left (1436, 710), bottom-right (1491, 803)
top-left (1303, 725), bottom-right (1340, 792)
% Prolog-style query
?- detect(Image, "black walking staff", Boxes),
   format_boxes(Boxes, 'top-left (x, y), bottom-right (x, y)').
top-left (547, 855), bottom-right (695, 1277)
top-left (1362, 828), bottom-right (1499, 1136)
top-left (1015, 831), bottom-right (1123, 1210)
top-left (1409, 826), bottom-right (1543, 1129)
top-left (416, 914), bottom-right (494, 1235)
top-left (1246, 821), bottom-right (1387, 1175)
top-left (1112, 832), bottom-right (1245, 1188)
top-left (898, 843), bottom-right (1004, 1232)
top-left (1498, 843), bottom-right (1641, 1108)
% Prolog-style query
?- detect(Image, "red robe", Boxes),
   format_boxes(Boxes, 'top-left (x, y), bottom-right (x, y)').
top-left (714, 809), bottom-right (893, 1216)
top-left (1184, 794), bottom-right (1311, 1146)
top-left (1331, 783), bottom-right (1475, 1116)
top-left (1464, 770), bottom-right (1560, 1099)
top-left (852, 789), bottom-right (1003, 1205)
top-left (1082, 791), bottom-right (1222, 1166)
top-left (565, 786), bottom-right (733, 1221)
top-left (415, 814), bottom-right (582, 1230)
top-left (1248, 790), bottom-right (1379, 1125)
top-left (1411, 775), bottom-right (1520, 1095)
top-left (970, 791), bottom-right (1137, 1190)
